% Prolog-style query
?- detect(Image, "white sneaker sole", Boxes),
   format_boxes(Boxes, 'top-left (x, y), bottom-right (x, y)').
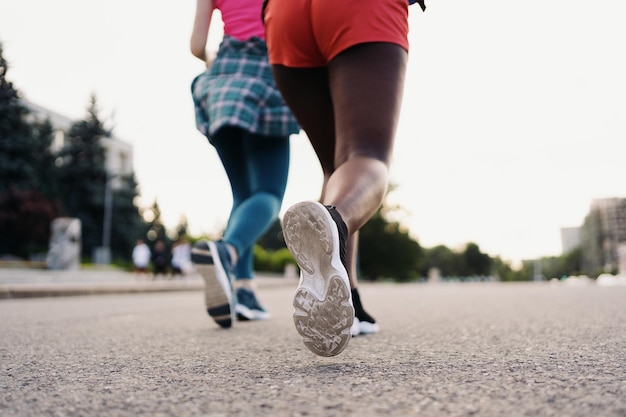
top-left (282, 202), bottom-right (354, 357)
top-left (191, 241), bottom-right (234, 328)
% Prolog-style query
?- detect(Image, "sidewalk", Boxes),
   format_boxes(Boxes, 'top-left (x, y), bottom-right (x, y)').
top-left (0, 267), bottom-right (294, 299)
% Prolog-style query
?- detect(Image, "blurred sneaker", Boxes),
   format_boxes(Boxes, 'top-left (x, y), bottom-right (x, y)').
top-left (236, 287), bottom-right (271, 321)
top-left (191, 240), bottom-right (235, 329)
top-left (350, 317), bottom-right (361, 337)
top-left (351, 317), bottom-right (380, 336)
top-left (282, 201), bottom-right (354, 357)
top-left (350, 288), bottom-right (380, 336)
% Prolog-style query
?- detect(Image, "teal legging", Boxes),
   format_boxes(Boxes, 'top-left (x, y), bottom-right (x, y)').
top-left (212, 126), bottom-right (290, 279)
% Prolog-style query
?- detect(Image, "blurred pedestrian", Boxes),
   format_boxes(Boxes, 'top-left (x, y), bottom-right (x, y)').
top-left (151, 240), bottom-right (170, 278)
top-left (171, 237), bottom-right (192, 277)
top-left (132, 239), bottom-right (151, 278)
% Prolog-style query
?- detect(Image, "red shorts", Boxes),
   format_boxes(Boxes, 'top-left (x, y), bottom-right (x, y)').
top-left (265, 0), bottom-right (409, 67)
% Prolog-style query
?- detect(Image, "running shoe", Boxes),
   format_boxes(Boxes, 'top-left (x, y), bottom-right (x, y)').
top-left (191, 240), bottom-right (235, 328)
top-left (236, 287), bottom-right (271, 321)
top-left (351, 317), bottom-right (381, 337)
top-left (282, 201), bottom-right (354, 357)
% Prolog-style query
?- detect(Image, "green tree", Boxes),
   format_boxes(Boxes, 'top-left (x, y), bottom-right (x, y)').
top-left (143, 199), bottom-right (169, 245)
top-left (0, 188), bottom-right (62, 258)
top-left (538, 247), bottom-right (583, 279)
top-left (420, 244), bottom-right (461, 277)
top-left (257, 218), bottom-right (286, 251)
top-left (56, 95), bottom-right (108, 258)
top-left (0, 43), bottom-right (61, 257)
top-left (0, 43), bottom-right (59, 196)
top-left (359, 203), bottom-right (422, 282)
top-left (491, 256), bottom-right (527, 281)
top-left (461, 242), bottom-right (492, 276)
top-left (173, 214), bottom-right (189, 241)
top-left (108, 173), bottom-right (146, 261)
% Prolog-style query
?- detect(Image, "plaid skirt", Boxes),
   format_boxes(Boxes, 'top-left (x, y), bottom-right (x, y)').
top-left (191, 36), bottom-right (300, 142)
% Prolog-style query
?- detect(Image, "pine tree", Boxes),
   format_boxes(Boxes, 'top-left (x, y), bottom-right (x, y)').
top-left (108, 172), bottom-right (147, 260)
top-left (0, 42), bottom-right (57, 195)
top-left (56, 95), bottom-right (108, 258)
top-left (0, 42), bottom-right (61, 258)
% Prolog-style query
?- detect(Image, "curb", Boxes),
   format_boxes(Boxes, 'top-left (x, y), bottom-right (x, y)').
top-left (0, 269), bottom-right (297, 300)
top-left (0, 280), bottom-right (205, 300)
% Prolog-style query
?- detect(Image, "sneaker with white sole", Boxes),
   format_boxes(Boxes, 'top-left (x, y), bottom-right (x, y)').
top-left (351, 317), bottom-right (381, 337)
top-left (236, 287), bottom-right (271, 321)
top-left (282, 201), bottom-right (354, 357)
top-left (191, 240), bottom-right (235, 329)
top-left (350, 288), bottom-right (380, 336)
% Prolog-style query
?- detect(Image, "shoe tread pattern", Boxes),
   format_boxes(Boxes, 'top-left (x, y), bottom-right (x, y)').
top-left (192, 242), bottom-right (233, 329)
top-left (283, 202), bottom-right (354, 356)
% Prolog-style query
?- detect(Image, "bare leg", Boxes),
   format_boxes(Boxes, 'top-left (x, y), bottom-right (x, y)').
top-left (272, 42), bottom-right (407, 236)
top-left (346, 231), bottom-right (359, 289)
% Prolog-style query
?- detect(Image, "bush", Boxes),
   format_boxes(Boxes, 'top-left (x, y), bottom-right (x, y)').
top-left (254, 245), bottom-right (296, 273)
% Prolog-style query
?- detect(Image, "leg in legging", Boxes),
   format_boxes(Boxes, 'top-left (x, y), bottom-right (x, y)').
top-left (213, 126), bottom-right (290, 280)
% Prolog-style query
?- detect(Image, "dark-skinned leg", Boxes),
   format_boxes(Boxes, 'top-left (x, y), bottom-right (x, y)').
top-left (273, 43), bottom-right (407, 236)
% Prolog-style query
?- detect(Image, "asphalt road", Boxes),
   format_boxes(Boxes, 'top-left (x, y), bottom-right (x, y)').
top-left (1, 282), bottom-right (624, 417)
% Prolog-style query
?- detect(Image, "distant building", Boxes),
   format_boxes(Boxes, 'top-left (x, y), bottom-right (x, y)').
top-left (560, 227), bottom-right (582, 254)
top-left (581, 198), bottom-right (626, 275)
top-left (24, 100), bottom-right (133, 189)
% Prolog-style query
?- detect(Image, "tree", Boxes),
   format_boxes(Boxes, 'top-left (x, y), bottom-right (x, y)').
top-left (461, 242), bottom-right (492, 276)
top-left (56, 95), bottom-right (108, 258)
top-left (0, 43), bottom-right (61, 257)
top-left (491, 256), bottom-right (527, 282)
top-left (420, 244), bottom-right (461, 277)
top-left (257, 218), bottom-right (286, 251)
top-left (143, 200), bottom-right (168, 245)
top-left (358, 195), bottom-right (423, 281)
top-left (0, 42), bottom-right (58, 196)
top-left (108, 173), bottom-right (146, 260)
top-left (0, 188), bottom-right (62, 258)
top-left (173, 214), bottom-right (189, 241)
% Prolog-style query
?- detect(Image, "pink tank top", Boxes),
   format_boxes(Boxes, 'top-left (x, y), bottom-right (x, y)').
top-left (215, 0), bottom-right (266, 40)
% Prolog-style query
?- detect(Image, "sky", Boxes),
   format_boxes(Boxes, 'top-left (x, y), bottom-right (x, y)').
top-left (1, 0), bottom-right (625, 266)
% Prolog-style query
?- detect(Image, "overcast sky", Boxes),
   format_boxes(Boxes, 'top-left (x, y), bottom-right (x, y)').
top-left (1, 0), bottom-right (625, 265)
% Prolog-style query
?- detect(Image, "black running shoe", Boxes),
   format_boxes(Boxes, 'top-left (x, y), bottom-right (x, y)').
top-left (281, 201), bottom-right (354, 357)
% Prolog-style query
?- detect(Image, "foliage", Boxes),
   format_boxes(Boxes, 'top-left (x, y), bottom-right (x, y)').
top-left (108, 173), bottom-right (146, 260)
top-left (0, 188), bottom-right (62, 258)
top-left (538, 247), bottom-right (583, 279)
top-left (55, 95), bottom-right (109, 257)
top-left (172, 214), bottom-right (189, 241)
top-left (253, 245), bottom-right (294, 273)
top-left (1, 45), bottom-right (145, 262)
top-left (359, 205), bottom-right (422, 282)
top-left (256, 218), bottom-right (286, 250)
top-left (0, 43), bottom-right (59, 198)
top-left (142, 200), bottom-right (168, 245)
top-left (491, 256), bottom-right (528, 282)
top-left (419, 244), bottom-right (461, 277)
top-left (461, 242), bottom-right (492, 276)
top-left (420, 243), bottom-right (496, 279)
top-left (0, 43), bottom-right (63, 257)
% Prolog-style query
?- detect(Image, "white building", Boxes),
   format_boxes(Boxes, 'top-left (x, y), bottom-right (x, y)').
top-left (24, 100), bottom-right (134, 188)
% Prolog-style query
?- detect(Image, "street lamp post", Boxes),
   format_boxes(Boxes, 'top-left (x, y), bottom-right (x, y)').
top-left (94, 171), bottom-right (115, 265)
